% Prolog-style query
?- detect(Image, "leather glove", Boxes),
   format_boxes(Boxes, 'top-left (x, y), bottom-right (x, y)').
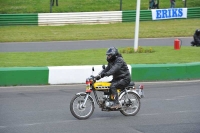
top-left (96, 75), bottom-right (101, 80)
top-left (101, 72), bottom-right (107, 78)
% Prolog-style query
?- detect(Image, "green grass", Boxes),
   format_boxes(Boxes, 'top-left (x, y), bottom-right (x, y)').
top-left (1, 19), bottom-right (200, 42)
top-left (0, 1), bottom-right (200, 67)
top-left (0, 0), bottom-right (200, 13)
top-left (0, 46), bottom-right (200, 67)
top-left (1, 19), bottom-right (200, 67)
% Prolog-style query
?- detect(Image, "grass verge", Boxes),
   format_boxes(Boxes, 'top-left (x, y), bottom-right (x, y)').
top-left (0, 19), bottom-right (200, 42)
top-left (0, 46), bottom-right (200, 67)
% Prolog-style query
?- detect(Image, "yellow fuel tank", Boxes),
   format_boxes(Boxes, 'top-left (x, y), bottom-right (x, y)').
top-left (93, 82), bottom-right (111, 90)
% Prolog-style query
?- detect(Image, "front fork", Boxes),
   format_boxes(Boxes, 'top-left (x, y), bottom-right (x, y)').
top-left (76, 92), bottom-right (94, 108)
top-left (82, 93), bottom-right (89, 107)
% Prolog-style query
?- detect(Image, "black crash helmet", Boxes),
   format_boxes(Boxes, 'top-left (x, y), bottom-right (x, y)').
top-left (195, 29), bottom-right (200, 35)
top-left (106, 47), bottom-right (119, 62)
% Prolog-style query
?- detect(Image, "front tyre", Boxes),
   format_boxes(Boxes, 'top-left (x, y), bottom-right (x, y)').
top-left (70, 93), bottom-right (94, 120)
top-left (120, 92), bottom-right (140, 116)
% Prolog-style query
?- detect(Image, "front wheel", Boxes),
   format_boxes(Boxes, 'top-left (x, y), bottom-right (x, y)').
top-left (70, 93), bottom-right (95, 120)
top-left (119, 92), bottom-right (140, 116)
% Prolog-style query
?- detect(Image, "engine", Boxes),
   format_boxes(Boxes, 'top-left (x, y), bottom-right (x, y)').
top-left (105, 101), bottom-right (114, 108)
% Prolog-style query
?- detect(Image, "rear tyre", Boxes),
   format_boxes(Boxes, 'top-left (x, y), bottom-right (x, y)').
top-left (70, 94), bottom-right (94, 120)
top-left (120, 92), bottom-right (140, 116)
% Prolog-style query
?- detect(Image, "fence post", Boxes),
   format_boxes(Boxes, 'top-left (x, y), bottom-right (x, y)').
top-left (184, 0), bottom-right (187, 7)
top-left (120, 0), bottom-right (122, 11)
top-left (50, 0), bottom-right (52, 13)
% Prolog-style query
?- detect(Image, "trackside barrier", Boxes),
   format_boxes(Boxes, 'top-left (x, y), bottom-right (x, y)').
top-left (48, 65), bottom-right (131, 84)
top-left (187, 7), bottom-right (200, 19)
top-left (131, 62), bottom-right (200, 81)
top-left (48, 65), bottom-right (112, 84)
top-left (122, 10), bottom-right (152, 22)
top-left (0, 8), bottom-right (199, 26)
top-left (0, 14), bottom-right (38, 26)
top-left (0, 67), bottom-right (49, 86)
top-left (0, 63), bottom-right (200, 86)
top-left (38, 11), bottom-right (122, 26)
top-left (122, 7), bottom-right (200, 22)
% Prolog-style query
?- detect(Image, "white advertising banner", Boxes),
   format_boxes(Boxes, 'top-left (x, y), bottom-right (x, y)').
top-left (151, 8), bottom-right (187, 20)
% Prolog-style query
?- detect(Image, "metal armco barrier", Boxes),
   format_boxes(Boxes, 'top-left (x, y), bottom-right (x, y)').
top-left (122, 10), bottom-right (152, 22)
top-left (187, 7), bottom-right (200, 18)
top-left (122, 7), bottom-right (200, 22)
top-left (0, 8), bottom-right (199, 26)
top-left (38, 11), bottom-right (122, 26)
top-left (0, 14), bottom-right (38, 26)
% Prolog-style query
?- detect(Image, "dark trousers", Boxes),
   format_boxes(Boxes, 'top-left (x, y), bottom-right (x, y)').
top-left (191, 41), bottom-right (200, 46)
top-left (110, 78), bottom-right (130, 96)
top-left (52, 0), bottom-right (58, 6)
top-left (191, 36), bottom-right (200, 46)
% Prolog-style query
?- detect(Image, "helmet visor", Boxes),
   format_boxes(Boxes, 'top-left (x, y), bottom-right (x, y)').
top-left (107, 54), bottom-right (112, 59)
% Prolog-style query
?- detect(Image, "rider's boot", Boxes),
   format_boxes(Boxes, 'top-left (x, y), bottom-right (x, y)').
top-left (110, 94), bottom-right (121, 109)
top-left (196, 43), bottom-right (200, 47)
top-left (191, 41), bottom-right (196, 46)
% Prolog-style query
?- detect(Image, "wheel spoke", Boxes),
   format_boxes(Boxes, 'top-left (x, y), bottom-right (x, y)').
top-left (70, 94), bottom-right (94, 119)
top-left (120, 92), bottom-right (140, 116)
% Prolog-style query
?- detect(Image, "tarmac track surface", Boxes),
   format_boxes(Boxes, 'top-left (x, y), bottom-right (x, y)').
top-left (0, 81), bottom-right (200, 133)
top-left (0, 37), bottom-right (193, 52)
top-left (1, 38), bottom-right (199, 133)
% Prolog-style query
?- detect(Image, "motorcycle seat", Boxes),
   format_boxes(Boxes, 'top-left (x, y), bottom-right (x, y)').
top-left (128, 82), bottom-right (135, 87)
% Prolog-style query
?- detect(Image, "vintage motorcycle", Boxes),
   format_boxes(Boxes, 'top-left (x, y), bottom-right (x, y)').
top-left (70, 65), bottom-right (144, 120)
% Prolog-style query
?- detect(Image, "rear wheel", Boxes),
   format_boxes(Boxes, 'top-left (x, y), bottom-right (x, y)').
top-left (119, 92), bottom-right (140, 116)
top-left (70, 93), bottom-right (94, 120)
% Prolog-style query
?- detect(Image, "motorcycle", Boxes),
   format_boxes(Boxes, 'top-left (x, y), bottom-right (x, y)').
top-left (70, 65), bottom-right (144, 120)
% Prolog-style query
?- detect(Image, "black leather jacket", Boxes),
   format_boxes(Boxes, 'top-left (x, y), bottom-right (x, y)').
top-left (102, 55), bottom-right (131, 80)
top-left (194, 31), bottom-right (200, 44)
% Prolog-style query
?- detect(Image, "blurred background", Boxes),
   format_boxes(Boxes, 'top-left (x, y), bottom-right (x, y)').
top-left (0, 0), bottom-right (199, 14)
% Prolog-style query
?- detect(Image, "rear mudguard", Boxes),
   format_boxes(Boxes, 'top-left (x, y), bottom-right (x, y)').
top-left (119, 90), bottom-right (141, 99)
top-left (75, 92), bottom-right (95, 105)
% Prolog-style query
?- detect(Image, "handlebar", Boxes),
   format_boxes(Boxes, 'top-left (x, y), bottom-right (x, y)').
top-left (90, 75), bottom-right (101, 81)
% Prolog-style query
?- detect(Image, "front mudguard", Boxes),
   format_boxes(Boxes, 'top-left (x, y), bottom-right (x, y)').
top-left (75, 92), bottom-right (95, 105)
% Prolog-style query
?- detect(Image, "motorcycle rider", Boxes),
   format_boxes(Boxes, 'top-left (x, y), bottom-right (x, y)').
top-left (191, 29), bottom-right (200, 47)
top-left (96, 47), bottom-right (131, 109)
